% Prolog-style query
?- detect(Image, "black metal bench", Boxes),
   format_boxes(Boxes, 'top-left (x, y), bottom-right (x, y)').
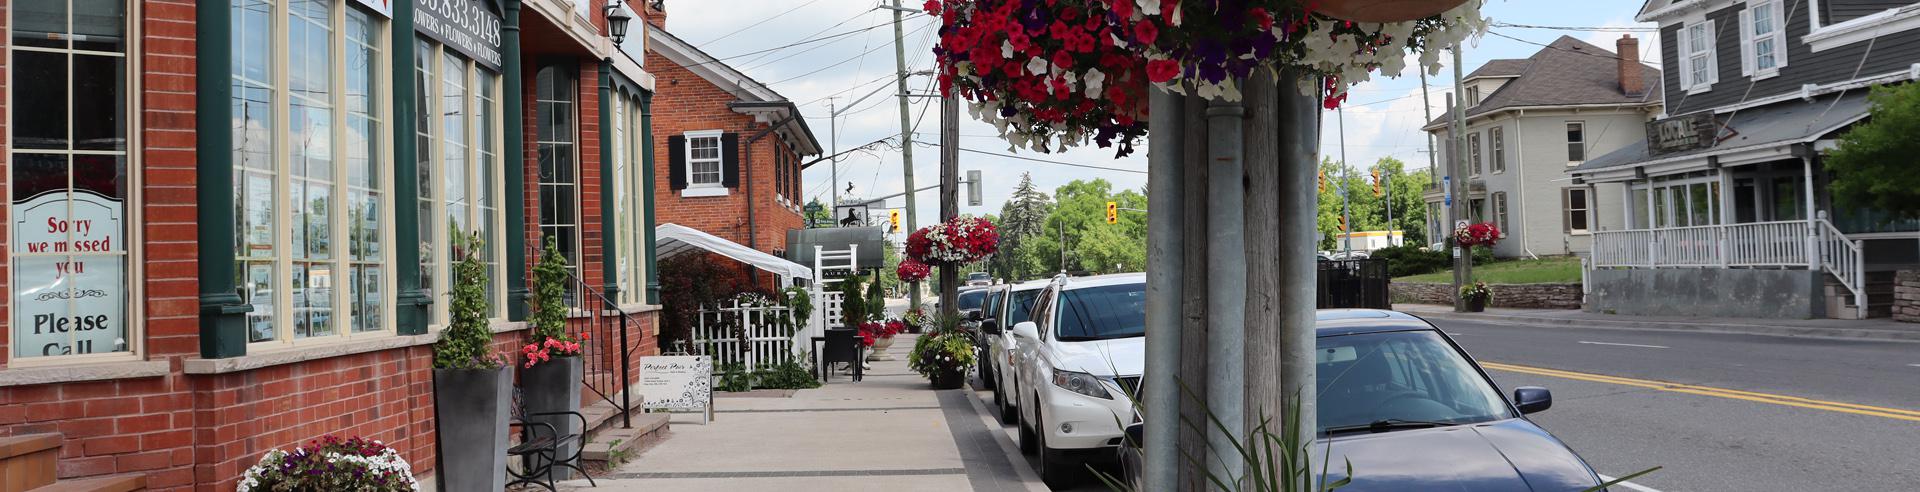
top-left (507, 389), bottom-right (597, 491)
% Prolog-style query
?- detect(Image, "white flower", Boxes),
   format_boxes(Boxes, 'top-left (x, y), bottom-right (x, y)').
top-left (1082, 69), bottom-right (1106, 98)
top-left (1026, 57), bottom-right (1049, 77)
top-left (1001, 40), bottom-right (1015, 60)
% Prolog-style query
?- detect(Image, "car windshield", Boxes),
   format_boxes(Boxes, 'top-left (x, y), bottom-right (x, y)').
top-left (968, 272), bottom-right (990, 281)
top-left (1054, 283), bottom-right (1146, 341)
top-left (1317, 330), bottom-right (1513, 433)
top-left (958, 290), bottom-right (987, 311)
top-left (1006, 289), bottom-right (1042, 325)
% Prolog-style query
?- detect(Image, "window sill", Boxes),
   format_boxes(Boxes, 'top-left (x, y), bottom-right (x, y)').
top-left (620, 303), bottom-right (664, 313)
top-left (1807, 7), bottom-right (1920, 51)
top-left (1750, 69), bottom-right (1781, 81)
top-left (185, 321), bottom-right (527, 375)
top-left (0, 360), bottom-right (169, 388)
top-left (1685, 84), bottom-right (1714, 95)
top-left (681, 187), bottom-right (729, 198)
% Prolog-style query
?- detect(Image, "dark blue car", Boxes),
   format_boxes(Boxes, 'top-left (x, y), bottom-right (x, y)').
top-left (1119, 310), bottom-right (1605, 491)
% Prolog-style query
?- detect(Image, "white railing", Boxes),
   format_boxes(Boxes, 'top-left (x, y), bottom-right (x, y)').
top-left (1591, 229), bottom-right (1655, 267)
top-left (691, 300), bottom-right (802, 374)
top-left (1725, 221), bottom-right (1810, 267)
top-left (1652, 225), bottom-right (1723, 267)
top-left (1592, 220), bottom-right (1814, 268)
top-left (1816, 217), bottom-right (1866, 319)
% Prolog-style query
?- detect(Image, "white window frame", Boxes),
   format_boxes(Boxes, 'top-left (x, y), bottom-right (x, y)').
top-left (1678, 19), bottom-right (1720, 93)
top-left (1565, 188), bottom-right (1592, 235)
top-left (6, 0), bottom-right (145, 366)
top-left (1489, 126), bottom-right (1506, 174)
top-left (239, 0), bottom-right (400, 352)
top-left (1468, 132), bottom-right (1483, 176)
top-left (1740, 0), bottom-right (1789, 80)
top-left (1632, 174), bottom-right (1722, 230)
top-left (1493, 192), bottom-right (1510, 238)
top-left (1566, 121), bottom-right (1587, 164)
top-left (612, 93), bottom-right (650, 307)
top-left (682, 129), bottom-right (727, 196)
top-left (420, 44), bottom-right (509, 328)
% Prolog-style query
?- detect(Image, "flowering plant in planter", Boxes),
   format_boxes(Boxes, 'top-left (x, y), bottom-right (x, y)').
top-left (1452, 222), bottom-right (1500, 248)
top-left (237, 435), bottom-right (419, 492)
top-left (906, 216), bottom-right (1000, 266)
top-left (896, 258), bottom-right (932, 283)
top-left (901, 307), bottom-right (933, 333)
top-left (929, 0), bottom-right (1488, 155)
top-left (909, 328), bottom-right (978, 389)
top-left (520, 335), bottom-right (584, 369)
top-left (1459, 281), bottom-right (1493, 304)
top-left (523, 234), bottom-right (583, 368)
top-left (858, 320), bottom-right (907, 347)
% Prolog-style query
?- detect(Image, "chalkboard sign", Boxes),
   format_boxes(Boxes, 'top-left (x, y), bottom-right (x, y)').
top-left (640, 355), bottom-right (713, 423)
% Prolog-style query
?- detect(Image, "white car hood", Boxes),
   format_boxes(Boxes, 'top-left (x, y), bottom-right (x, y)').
top-left (1049, 336), bottom-right (1145, 377)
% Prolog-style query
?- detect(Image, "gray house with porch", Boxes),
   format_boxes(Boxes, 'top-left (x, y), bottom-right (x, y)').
top-left (1572, 0), bottom-right (1920, 319)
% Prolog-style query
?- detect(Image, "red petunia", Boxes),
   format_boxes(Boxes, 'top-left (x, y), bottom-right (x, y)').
top-left (1051, 51), bottom-right (1075, 70)
top-left (1133, 20), bottom-right (1159, 45)
top-left (1146, 59), bottom-right (1180, 83)
top-left (1249, 8), bottom-right (1274, 30)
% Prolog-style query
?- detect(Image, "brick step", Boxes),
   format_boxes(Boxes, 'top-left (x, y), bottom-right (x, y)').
top-left (581, 412), bottom-right (670, 467)
top-left (1, 433), bottom-right (63, 492)
top-left (27, 475), bottom-right (145, 492)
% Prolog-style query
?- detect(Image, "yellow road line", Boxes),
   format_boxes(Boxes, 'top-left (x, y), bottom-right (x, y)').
top-left (1481, 361), bottom-right (1920, 423)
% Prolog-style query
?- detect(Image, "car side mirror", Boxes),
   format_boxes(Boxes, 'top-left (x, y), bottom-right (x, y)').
top-left (1124, 423), bottom-right (1145, 448)
top-left (980, 318), bottom-right (1001, 334)
top-left (1011, 321), bottom-right (1039, 341)
top-left (967, 309), bottom-right (985, 321)
top-left (1514, 386), bottom-right (1552, 415)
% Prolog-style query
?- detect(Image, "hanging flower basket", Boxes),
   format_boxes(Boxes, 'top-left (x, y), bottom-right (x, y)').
top-left (897, 258), bottom-right (933, 283)
top-left (906, 216), bottom-right (1000, 267)
top-left (1453, 222), bottom-right (1500, 248)
top-left (930, 0), bottom-right (1489, 155)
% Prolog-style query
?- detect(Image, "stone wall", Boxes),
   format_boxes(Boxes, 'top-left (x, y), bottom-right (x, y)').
top-left (1895, 270), bottom-right (1920, 323)
top-left (1585, 268), bottom-right (1824, 319)
top-left (1391, 282), bottom-right (1584, 309)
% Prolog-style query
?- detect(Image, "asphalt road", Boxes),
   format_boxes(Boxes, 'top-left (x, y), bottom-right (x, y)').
top-left (1434, 318), bottom-right (1920, 491)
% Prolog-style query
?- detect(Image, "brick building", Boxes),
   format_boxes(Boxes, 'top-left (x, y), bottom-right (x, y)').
top-left (644, 22), bottom-right (821, 258)
top-left (0, 0), bottom-right (664, 488)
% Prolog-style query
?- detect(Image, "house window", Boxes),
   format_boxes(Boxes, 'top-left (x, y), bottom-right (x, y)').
top-left (1566, 122), bottom-right (1586, 163)
top-left (612, 93), bottom-right (649, 306)
top-left (233, 0), bottom-right (395, 346)
top-left (1490, 127), bottom-right (1506, 174)
top-left (1468, 133), bottom-right (1482, 176)
top-left (537, 65), bottom-right (581, 281)
top-left (1470, 198), bottom-right (1486, 223)
top-left (686, 130), bottom-right (724, 187)
top-left (1493, 192), bottom-right (1509, 237)
top-left (420, 42), bottom-right (507, 324)
top-left (1639, 178), bottom-right (1722, 229)
top-left (1565, 188), bottom-right (1591, 233)
top-left (1741, 0), bottom-right (1788, 77)
top-left (1466, 86), bottom-right (1480, 106)
top-left (1679, 20), bottom-right (1719, 91)
top-left (10, 0), bottom-right (136, 360)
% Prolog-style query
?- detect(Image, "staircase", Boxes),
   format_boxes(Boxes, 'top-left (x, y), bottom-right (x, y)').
top-left (0, 434), bottom-right (145, 492)
top-left (1826, 271), bottom-right (1896, 320)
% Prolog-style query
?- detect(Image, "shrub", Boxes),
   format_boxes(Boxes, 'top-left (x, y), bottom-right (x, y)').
top-left (658, 253), bottom-right (765, 349)
top-left (435, 228), bottom-right (505, 370)
top-left (754, 356), bottom-right (822, 390)
top-left (1371, 245), bottom-right (1448, 277)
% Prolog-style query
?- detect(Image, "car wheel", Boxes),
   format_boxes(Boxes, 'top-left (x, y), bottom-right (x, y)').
top-left (1035, 408), bottom-right (1076, 488)
top-left (995, 378), bottom-right (1017, 425)
top-left (1018, 395), bottom-right (1040, 455)
top-left (981, 357), bottom-right (996, 391)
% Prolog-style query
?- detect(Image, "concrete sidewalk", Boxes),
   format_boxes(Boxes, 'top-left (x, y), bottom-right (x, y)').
top-left (1397, 303), bottom-right (1920, 342)
top-left (562, 335), bottom-right (1047, 492)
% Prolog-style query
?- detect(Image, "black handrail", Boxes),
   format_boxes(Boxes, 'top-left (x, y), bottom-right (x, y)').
top-left (545, 264), bottom-right (639, 429)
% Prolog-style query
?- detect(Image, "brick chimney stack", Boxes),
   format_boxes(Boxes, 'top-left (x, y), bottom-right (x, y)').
top-left (1617, 34), bottom-right (1644, 96)
top-left (643, 0), bottom-right (666, 29)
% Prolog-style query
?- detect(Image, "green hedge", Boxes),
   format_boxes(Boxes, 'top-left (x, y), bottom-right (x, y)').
top-left (1374, 245), bottom-right (1493, 278)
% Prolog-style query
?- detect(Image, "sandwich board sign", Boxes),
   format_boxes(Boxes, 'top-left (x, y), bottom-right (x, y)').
top-left (640, 355), bottom-right (714, 423)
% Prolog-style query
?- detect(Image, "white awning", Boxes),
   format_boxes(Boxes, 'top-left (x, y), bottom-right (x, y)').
top-left (655, 223), bottom-right (814, 282)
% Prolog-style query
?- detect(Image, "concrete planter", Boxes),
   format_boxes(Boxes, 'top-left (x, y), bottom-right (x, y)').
top-left (521, 355), bottom-right (584, 479)
top-left (868, 336), bottom-right (897, 361)
top-left (433, 365), bottom-right (511, 492)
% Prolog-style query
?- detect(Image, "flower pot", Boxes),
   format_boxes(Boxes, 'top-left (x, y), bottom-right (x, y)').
top-left (520, 354), bottom-right (584, 479)
top-left (869, 336), bottom-right (897, 361)
top-left (1466, 297), bottom-right (1486, 312)
top-left (1316, 0), bottom-right (1471, 23)
top-left (930, 367), bottom-right (967, 390)
top-left (433, 365), bottom-right (512, 492)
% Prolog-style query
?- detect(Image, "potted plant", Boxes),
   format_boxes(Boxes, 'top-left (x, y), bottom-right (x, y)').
top-left (905, 216), bottom-right (1000, 267)
top-left (901, 307), bottom-right (932, 334)
top-left (520, 234), bottom-right (586, 477)
top-left (862, 320), bottom-right (907, 361)
top-left (433, 229), bottom-right (512, 492)
top-left (238, 435), bottom-right (418, 491)
top-left (910, 327), bottom-right (977, 390)
top-left (1460, 281), bottom-right (1493, 312)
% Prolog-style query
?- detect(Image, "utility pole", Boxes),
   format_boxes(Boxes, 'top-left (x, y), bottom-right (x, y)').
top-left (828, 98), bottom-right (839, 209)
top-left (1385, 169), bottom-right (1395, 246)
top-left (891, 0), bottom-right (922, 311)
top-left (1339, 106), bottom-right (1351, 257)
top-left (938, 92), bottom-right (961, 320)
top-left (1449, 45), bottom-right (1473, 311)
top-left (1059, 218), bottom-right (1067, 274)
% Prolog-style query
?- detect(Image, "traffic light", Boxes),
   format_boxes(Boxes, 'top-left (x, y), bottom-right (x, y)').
top-left (888, 209), bottom-right (902, 233)
top-left (1337, 215), bottom-right (1348, 232)
top-left (1105, 201), bottom-right (1119, 224)
top-left (1317, 169), bottom-right (1327, 193)
top-left (1371, 168), bottom-right (1383, 196)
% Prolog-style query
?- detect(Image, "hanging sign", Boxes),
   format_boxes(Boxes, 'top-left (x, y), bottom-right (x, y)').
top-left (1646, 112), bottom-right (1717, 156)
top-left (415, 0), bottom-right (503, 71)
top-left (352, 0), bottom-right (394, 18)
top-left (11, 190), bottom-right (127, 358)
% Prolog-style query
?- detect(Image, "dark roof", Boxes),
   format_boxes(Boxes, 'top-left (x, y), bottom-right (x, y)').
top-left (1572, 91), bottom-right (1873, 174)
top-left (1426, 36), bottom-right (1663, 129)
top-left (1466, 59), bottom-right (1530, 79)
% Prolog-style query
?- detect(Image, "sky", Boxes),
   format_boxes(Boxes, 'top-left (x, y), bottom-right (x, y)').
top-left (637, 0), bottom-right (1662, 229)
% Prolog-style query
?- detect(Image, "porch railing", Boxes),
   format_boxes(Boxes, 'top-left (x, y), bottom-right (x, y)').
top-left (689, 299), bottom-right (803, 374)
top-left (1591, 219), bottom-right (1811, 268)
top-left (557, 270), bottom-right (639, 429)
top-left (1816, 217), bottom-right (1867, 318)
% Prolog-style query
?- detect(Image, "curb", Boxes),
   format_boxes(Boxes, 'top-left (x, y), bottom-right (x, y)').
top-left (1412, 310), bottom-right (1920, 343)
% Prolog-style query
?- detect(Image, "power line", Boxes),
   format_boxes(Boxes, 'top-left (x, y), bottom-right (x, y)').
top-left (702, 0), bottom-right (828, 45)
top-left (763, 19), bottom-right (935, 87)
top-left (1492, 22), bottom-right (1658, 32)
top-left (676, 20), bottom-right (895, 71)
top-left (910, 140), bottom-right (1149, 174)
top-left (1486, 30), bottom-right (1652, 66)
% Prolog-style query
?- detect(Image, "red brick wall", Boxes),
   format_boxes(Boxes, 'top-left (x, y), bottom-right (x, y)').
top-left (644, 50), bottom-right (807, 256)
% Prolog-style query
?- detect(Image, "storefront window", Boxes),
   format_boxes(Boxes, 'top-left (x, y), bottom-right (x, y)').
top-left (537, 65), bottom-right (581, 284)
top-left (419, 44), bottom-right (506, 323)
top-left (611, 92), bottom-right (650, 306)
top-left (10, 0), bottom-right (133, 360)
top-left (232, 0), bottom-right (392, 346)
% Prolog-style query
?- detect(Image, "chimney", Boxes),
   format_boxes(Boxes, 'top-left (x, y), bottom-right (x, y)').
top-left (1617, 34), bottom-right (1644, 96)
top-left (643, 0), bottom-right (666, 29)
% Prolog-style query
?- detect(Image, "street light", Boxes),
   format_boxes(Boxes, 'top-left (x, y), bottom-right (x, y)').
top-left (605, 2), bottom-right (633, 45)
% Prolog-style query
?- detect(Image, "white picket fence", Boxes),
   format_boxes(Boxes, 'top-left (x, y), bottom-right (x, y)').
top-left (689, 300), bottom-right (803, 374)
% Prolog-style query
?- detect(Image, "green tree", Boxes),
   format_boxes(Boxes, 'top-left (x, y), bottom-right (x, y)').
top-left (998, 173), bottom-right (1053, 280)
top-left (1829, 83), bottom-right (1920, 218)
top-left (1316, 157), bottom-right (1431, 249)
top-left (804, 197), bottom-right (832, 227)
top-left (1011, 179), bottom-right (1147, 275)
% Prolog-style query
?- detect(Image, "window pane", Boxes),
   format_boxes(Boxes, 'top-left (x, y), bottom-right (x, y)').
top-left (1631, 188), bottom-right (1649, 229)
top-left (15, 0), bottom-right (67, 49)
top-left (1689, 183), bottom-right (1711, 226)
top-left (72, 54), bottom-right (126, 151)
top-left (244, 261), bottom-right (275, 342)
top-left (15, 50), bottom-right (70, 150)
top-left (72, 0), bottom-right (126, 52)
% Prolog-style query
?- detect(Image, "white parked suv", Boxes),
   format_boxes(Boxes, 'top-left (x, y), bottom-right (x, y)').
top-left (979, 279), bottom-right (1051, 425)
top-left (1011, 273), bottom-right (1144, 487)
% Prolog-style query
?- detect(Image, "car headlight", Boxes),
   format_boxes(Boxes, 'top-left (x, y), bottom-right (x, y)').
top-left (1051, 370), bottom-right (1113, 399)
